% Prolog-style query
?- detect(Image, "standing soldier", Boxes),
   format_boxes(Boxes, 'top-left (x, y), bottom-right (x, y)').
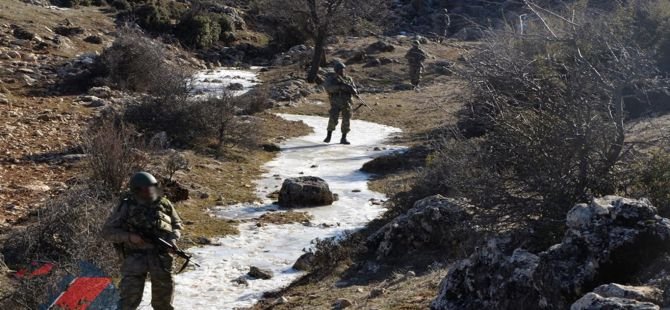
top-left (441, 9), bottom-right (451, 42)
top-left (405, 40), bottom-right (428, 89)
top-left (103, 172), bottom-right (183, 310)
top-left (323, 61), bottom-right (357, 145)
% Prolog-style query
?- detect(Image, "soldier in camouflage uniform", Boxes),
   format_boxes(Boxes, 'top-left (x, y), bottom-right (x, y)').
top-left (405, 40), bottom-right (429, 89)
top-left (323, 61), bottom-right (358, 145)
top-left (103, 172), bottom-right (183, 310)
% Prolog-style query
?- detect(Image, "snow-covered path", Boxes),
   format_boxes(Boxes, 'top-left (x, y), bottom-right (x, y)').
top-left (140, 69), bottom-right (402, 309)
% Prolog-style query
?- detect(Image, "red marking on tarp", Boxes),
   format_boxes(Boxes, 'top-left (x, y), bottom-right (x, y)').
top-left (30, 262), bottom-right (54, 276)
top-left (52, 277), bottom-right (112, 310)
top-left (13, 262), bottom-right (55, 279)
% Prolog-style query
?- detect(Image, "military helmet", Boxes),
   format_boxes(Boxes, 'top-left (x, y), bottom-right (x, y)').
top-left (412, 40), bottom-right (421, 47)
top-left (129, 172), bottom-right (158, 191)
top-left (333, 61), bottom-right (346, 71)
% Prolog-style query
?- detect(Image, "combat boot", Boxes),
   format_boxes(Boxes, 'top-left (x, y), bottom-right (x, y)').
top-left (340, 133), bottom-right (351, 145)
top-left (324, 131), bottom-right (333, 143)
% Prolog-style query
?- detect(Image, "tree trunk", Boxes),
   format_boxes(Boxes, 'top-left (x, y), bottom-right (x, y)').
top-left (307, 32), bottom-right (327, 83)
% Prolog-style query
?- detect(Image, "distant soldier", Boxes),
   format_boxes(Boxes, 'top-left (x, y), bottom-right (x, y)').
top-left (103, 172), bottom-right (183, 310)
top-left (405, 40), bottom-right (428, 88)
top-left (323, 61), bottom-right (357, 145)
top-left (441, 9), bottom-right (451, 42)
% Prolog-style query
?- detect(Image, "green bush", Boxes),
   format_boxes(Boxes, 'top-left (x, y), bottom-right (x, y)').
top-left (177, 13), bottom-right (221, 48)
top-left (134, 3), bottom-right (171, 33)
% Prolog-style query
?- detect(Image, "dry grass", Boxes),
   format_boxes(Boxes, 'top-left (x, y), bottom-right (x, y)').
top-left (254, 268), bottom-right (448, 310)
top-left (257, 211), bottom-right (313, 225)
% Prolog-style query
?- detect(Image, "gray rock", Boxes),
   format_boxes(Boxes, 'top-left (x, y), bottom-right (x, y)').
top-left (278, 176), bottom-right (334, 208)
top-left (571, 292), bottom-right (660, 310)
top-left (333, 298), bottom-right (353, 309)
top-left (248, 266), bottom-right (274, 280)
top-left (88, 86), bottom-right (112, 99)
top-left (592, 284), bottom-right (663, 304)
top-left (366, 40), bottom-right (395, 54)
top-left (368, 195), bottom-right (474, 259)
top-left (293, 252), bottom-right (316, 271)
top-left (431, 196), bottom-right (670, 310)
top-left (227, 83), bottom-right (245, 91)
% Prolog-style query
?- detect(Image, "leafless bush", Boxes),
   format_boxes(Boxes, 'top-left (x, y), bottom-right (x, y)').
top-left (82, 119), bottom-right (147, 194)
top-left (164, 151), bottom-right (189, 182)
top-left (2, 187), bottom-right (118, 309)
top-left (421, 1), bottom-right (670, 245)
top-left (94, 28), bottom-right (192, 101)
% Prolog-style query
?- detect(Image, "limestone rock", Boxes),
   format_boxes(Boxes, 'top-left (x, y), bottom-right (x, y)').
top-left (592, 284), bottom-right (663, 304)
top-left (368, 195), bottom-right (474, 259)
top-left (571, 292), bottom-right (660, 310)
top-left (293, 252), bottom-right (316, 271)
top-left (431, 196), bottom-right (670, 310)
top-left (278, 176), bottom-right (334, 208)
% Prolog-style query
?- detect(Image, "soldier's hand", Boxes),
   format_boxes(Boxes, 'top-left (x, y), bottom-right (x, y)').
top-left (129, 234), bottom-right (145, 246)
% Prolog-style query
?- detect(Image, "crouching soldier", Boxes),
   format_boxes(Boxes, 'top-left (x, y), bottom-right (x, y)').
top-left (103, 172), bottom-right (183, 310)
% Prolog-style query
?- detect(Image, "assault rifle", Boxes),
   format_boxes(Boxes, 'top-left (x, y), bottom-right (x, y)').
top-left (353, 94), bottom-right (373, 112)
top-left (137, 231), bottom-right (201, 274)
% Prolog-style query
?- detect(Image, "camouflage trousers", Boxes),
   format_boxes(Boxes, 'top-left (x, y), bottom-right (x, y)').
top-left (119, 252), bottom-right (174, 310)
top-left (409, 65), bottom-right (424, 87)
top-left (327, 99), bottom-right (352, 134)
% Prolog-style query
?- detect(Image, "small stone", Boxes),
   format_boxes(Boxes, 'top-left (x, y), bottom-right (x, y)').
top-left (333, 298), bottom-right (353, 309)
top-left (84, 35), bottom-right (103, 44)
top-left (232, 276), bottom-right (249, 286)
top-left (248, 266), bottom-right (274, 280)
top-left (369, 288), bottom-right (385, 298)
top-left (274, 296), bottom-right (288, 305)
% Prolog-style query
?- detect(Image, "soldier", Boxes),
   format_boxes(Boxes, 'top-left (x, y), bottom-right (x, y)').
top-left (323, 61), bottom-right (358, 145)
top-left (405, 40), bottom-right (429, 89)
top-left (103, 172), bottom-right (183, 310)
top-left (441, 9), bottom-right (451, 42)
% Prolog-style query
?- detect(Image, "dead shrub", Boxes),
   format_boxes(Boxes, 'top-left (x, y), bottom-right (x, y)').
top-left (93, 28), bottom-right (192, 100)
top-left (1, 187), bottom-right (118, 309)
top-left (82, 119), bottom-right (147, 195)
top-left (422, 1), bottom-right (669, 246)
top-left (124, 92), bottom-right (260, 154)
top-left (164, 151), bottom-right (189, 182)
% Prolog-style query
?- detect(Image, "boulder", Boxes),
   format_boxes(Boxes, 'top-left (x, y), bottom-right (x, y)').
top-left (84, 35), bottom-right (103, 44)
top-left (293, 252), bottom-right (316, 271)
top-left (592, 284), bottom-right (663, 304)
top-left (54, 26), bottom-right (85, 37)
top-left (278, 176), bottom-right (334, 208)
top-left (248, 266), bottom-right (274, 280)
top-left (366, 40), bottom-right (395, 54)
top-left (368, 195), bottom-right (474, 259)
top-left (227, 83), bottom-right (244, 91)
top-left (571, 293), bottom-right (660, 310)
top-left (88, 86), bottom-right (112, 98)
top-left (12, 26), bottom-right (35, 40)
top-left (270, 79), bottom-right (314, 101)
top-left (431, 196), bottom-right (670, 310)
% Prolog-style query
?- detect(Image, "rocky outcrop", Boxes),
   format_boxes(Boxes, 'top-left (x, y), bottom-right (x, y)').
top-left (432, 196), bottom-right (670, 310)
top-left (269, 79), bottom-right (313, 102)
top-left (571, 292), bottom-right (659, 310)
top-left (278, 177), bottom-right (335, 208)
top-left (368, 195), bottom-right (474, 259)
top-left (273, 44), bottom-right (313, 66)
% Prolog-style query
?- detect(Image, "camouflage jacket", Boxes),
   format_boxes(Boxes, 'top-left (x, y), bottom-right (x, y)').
top-left (324, 73), bottom-right (358, 102)
top-left (405, 46), bottom-right (428, 65)
top-left (102, 195), bottom-right (183, 251)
